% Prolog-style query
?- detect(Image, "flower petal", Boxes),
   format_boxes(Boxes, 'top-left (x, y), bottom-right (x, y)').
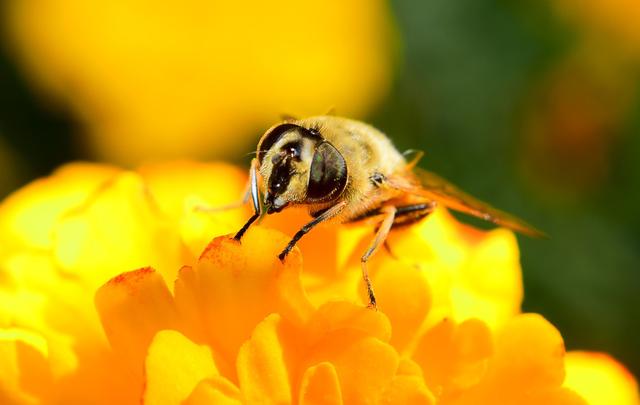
top-left (385, 209), bottom-right (522, 330)
top-left (174, 226), bottom-right (313, 367)
top-left (53, 172), bottom-right (185, 286)
top-left (306, 301), bottom-right (392, 344)
top-left (396, 357), bottom-right (425, 378)
top-left (444, 313), bottom-right (581, 404)
top-left (304, 330), bottom-right (400, 405)
top-left (0, 328), bottom-right (51, 404)
top-left (95, 267), bottom-right (178, 375)
top-left (0, 163), bottom-right (118, 255)
top-left (379, 375), bottom-right (435, 405)
top-left (138, 162), bottom-right (250, 257)
top-left (299, 362), bottom-right (343, 405)
top-left (454, 228), bottom-right (522, 329)
top-left (373, 258), bottom-right (432, 351)
top-left (412, 318), bottom-right (492, 395)
top-left (564, 351), bottom-right (640, 405)
top-left (143, 330), bottom-right (219, 405)
top-left (491, 313), bottom-right (565, 391)
top-left (184, 377), bottom-right (243, 405)
top-left (236, 314), bottom-right (294, 404)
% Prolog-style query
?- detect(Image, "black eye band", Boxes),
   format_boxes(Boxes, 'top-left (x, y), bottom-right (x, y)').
top-left (307, 141), bottom-right (348, 202)
top-left (268, 155), bottom-right (294, 196)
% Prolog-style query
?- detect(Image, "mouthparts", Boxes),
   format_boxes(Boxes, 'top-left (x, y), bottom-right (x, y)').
top-left (266, 203), bottom-right (286, 214)
top-left (264, 193), bottom-right (287, 214)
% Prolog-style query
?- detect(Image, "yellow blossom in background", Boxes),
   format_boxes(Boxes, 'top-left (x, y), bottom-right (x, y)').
top-left (0, 161), bottom-right (638, 404)
top-left (552, 0), bottom-right (640, 57)
top-left (2, 0), bottom-right (395, 165)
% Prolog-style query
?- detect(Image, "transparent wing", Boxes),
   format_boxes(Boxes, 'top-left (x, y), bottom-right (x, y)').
top-left (388, 167), bottom-right (545, 237)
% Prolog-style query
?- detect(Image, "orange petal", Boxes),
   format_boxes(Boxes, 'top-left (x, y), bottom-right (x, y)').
top-left (95, 268), bottom-right (178, 376)
top-left (396, 357), bottom-right (425, 378)
top-left (0, 328), bottom-right (52, 404)
top-left (564, 351), bottom-right (639, 405)
top-left (516, 387), bottom-right (588, 405)
top-left (373, 257), bottom-right (431, 351)
top-left (184, 377), bottom-right (243, 405)
top-left (446, 313), bottom-right (573, 404)
top-left (143, 330), bottom-right (219, 405)
top-left (236, 314), bottom-right (294, 404)
top-left (491, 313), bottom-right (565, 391)
top-left (379, 375), bottom-right (435, 405)
top-left (304, 331), bottom-right (400, 405)
top-left (412, 318), bottom-right (492, 395)
top-left (299, 362), bottom-right (343, 405)
top-left (306, 301), bottom-right (392, 344)
top-left (174, 226), bottom-right (313, 368)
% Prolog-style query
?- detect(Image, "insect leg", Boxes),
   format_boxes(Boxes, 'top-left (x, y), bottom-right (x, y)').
top-left (234, 158), bottom-right (262, 241)
top-left (278, 200), bottom-right (347, 262)
top-left (361, 206), bottom-right (397, 310)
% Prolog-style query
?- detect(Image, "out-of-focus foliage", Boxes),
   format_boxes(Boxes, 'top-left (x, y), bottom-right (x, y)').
top-left (373, 0), bottom-right (640, 378)
top-left (0, 0), bottom-right (639, 381)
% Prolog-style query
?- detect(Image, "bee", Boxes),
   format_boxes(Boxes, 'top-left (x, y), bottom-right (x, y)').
top-left (234, 116), bottom-right (542, 309)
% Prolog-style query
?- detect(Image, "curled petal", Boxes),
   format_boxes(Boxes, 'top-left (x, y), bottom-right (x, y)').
top-left (299, 362), bottom-right (343, 405)
top-left (304, 331), bottom-right (400, 405)
top-left (412, 318), bottom-right (492, 396)
top-left (174, 226), bottom-right (313, 368)
top-left (236, 314), bottom-right (294, 404)
top-left (95, 267), bottom-right (178, 375)
top-left (446, 314), bottom-right (582, 404)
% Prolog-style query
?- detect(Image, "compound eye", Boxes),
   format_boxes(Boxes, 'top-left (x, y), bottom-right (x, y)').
top-left (257, 123), bottom-right (299, 164)
top-left (307, 142), bottom-right (347, 201)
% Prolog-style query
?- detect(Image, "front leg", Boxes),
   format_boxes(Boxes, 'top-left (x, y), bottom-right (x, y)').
top-left (234, 158), bottom-right (262, 241)
top-left (278, 201), bottom-right (347, 262)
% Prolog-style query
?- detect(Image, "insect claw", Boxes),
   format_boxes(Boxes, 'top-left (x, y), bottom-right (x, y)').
top-left (367, 296), bottom-right (378, 311)
top-left (277, 251), bottom-right (287, 263)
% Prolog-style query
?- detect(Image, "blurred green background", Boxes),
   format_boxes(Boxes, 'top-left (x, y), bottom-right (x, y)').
top-left (1, 0), bottom-right (638, 376)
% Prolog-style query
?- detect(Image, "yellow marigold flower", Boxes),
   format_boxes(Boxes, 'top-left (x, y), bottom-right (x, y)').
top-left (3, 1), bottom-right (395, 164)
top-left (0, 162), bottom-right (636, 404)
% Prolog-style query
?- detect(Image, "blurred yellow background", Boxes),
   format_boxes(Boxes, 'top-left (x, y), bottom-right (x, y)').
top-left (3, 0), bottom-right (395, 164)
